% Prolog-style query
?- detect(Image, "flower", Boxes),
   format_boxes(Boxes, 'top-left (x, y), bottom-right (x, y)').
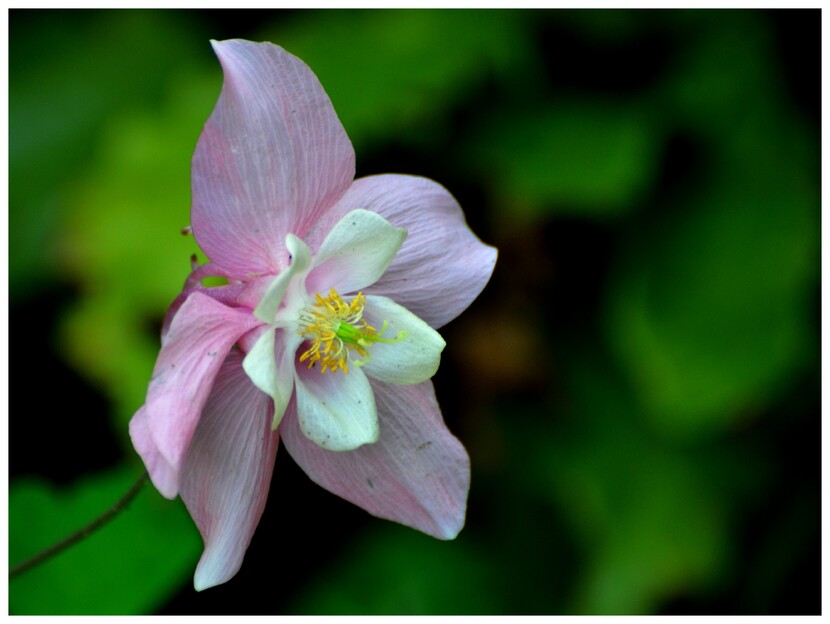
top-left (128, 39), bottom-right (497, 591)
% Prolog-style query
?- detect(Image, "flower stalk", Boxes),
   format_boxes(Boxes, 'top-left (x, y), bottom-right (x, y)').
top-left (9, 472), bottom-right (148, 580)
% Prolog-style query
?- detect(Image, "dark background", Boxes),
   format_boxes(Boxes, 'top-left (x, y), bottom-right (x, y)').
top-left (9, 9), bottom-right (820, 614)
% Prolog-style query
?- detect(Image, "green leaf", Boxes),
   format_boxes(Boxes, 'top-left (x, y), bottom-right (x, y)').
top-left (9, 465), bottom-right (201, 615)
top-left (529, 348), bottom-right (766, 614)
top-left (9, 11), bottom-right (201, 299)
top-left (259, 10), bottom-right (535, 153)
top-left (56, 74), bottom-right (217, 430)
top-left (605, 54), bottom-right (818, 437)
top-left (660, 11), bottom-right (775, 137)
top-left (606, 177), bottom-right (816, 435)
top-left (468, 101), bottom-right (660, 218)
top-left (287, 526), bottom-right (502, 614)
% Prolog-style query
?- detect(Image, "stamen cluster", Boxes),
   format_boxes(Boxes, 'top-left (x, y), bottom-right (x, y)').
top-left (298, 289), bottom-right (378, 373)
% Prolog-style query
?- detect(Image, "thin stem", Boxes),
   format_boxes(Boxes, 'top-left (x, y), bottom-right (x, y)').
top-left (9, 471), bottom-right (149, 580)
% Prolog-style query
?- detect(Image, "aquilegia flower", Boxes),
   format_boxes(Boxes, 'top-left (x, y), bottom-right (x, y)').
top-left (129, 39), bottom-right (497, 591)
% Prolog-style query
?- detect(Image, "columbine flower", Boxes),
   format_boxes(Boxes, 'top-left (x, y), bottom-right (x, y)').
top-left (128, 39), bottom-right (497, 591)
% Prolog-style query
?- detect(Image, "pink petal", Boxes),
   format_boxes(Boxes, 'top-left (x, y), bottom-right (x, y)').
top-left (280, 378), bottom-right (470, 539)
top-left (179, 349), bottom-right (279, 591)
top-left (145, 292), bottom-right (262, 476)
top-left (191, 39), bottom-right (355, 279)
top-left (183, 263), bottom-right (273, 312)
top-left (162, 265), bottom-right (270, 340)
top-left (307, 174), bottom-right (497, 328)
top-left (128, 406), bottom-right (178, 499)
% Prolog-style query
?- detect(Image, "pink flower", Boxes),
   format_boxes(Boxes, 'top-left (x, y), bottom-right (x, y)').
top-left (128, 39), bottom-right (496, 591)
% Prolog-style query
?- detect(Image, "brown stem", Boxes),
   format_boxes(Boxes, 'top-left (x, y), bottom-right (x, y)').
top-left (9, 471), bottom-right (149, 580)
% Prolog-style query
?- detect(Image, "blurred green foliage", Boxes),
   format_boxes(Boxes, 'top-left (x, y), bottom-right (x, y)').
top-left (9, 11), bottom-right (200, 299)
top-left (605, 10), bottom-right (818, 436)
top-left (9, 9), bottom-right (818, 615)
top-left (470, 101), bottom-right (660, 217)
top-left (9, 468), bottom-right (201, 614)
top-left (58, 76), bottom-right (216, 428)
top-left (263, 10), bottom-right (537, 152)
top-left (288, 526), bottom-right (503, 614)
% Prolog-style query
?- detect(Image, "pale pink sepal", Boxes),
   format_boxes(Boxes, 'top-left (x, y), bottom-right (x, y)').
top-left (162, 263), bottom-right (272, 342)
top-left (145, 291), bottom-right (262, 476)
top-left (280, 378), bottom-right (470, 539)
top-left (306, 174), bottom-right (497, 328)
top-left (191, 39), bottom-right (355, 279)
top-left (129, 406), bottom-right (179, 499)
top-left (179, 350), bottom-right (279, 591)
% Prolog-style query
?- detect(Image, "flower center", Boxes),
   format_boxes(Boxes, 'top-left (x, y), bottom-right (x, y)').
top-left (298, 288), bottom-right (405, 374)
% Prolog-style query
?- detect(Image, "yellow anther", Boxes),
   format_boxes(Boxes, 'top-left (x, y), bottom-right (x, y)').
top-left (298, 288), bottom-right (406, 374)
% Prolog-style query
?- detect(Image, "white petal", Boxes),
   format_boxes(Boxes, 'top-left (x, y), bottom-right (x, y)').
top-left (242, 327), bottom-right (301, 429)
top-left (361, 296), bottom-right (446, 385)
top-left (293, 363), bottom-right (378, 451)
top-left (305, 209), bottom-right (406, 295)
top-left (253, 234), bottom-right (312, 323)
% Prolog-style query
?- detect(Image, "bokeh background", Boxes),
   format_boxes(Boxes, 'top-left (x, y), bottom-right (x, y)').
top-left (9, 9), bottom-right (820, 615)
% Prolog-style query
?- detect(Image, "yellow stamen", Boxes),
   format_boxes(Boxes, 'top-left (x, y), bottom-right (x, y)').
top-left (298, 288), bottom-right (406, 374)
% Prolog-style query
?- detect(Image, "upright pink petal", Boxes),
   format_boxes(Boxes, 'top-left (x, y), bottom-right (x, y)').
top-left (129, 406), bottom-right (178, 499)
top-left (191, 39), bottom-right (355, 278)
top-left (145, 292), bottom-right (262, 475)
top-left (307, 174), bottom-right (497, 328)
top-left (179, 350), bottom-right (279, 591)
top-left (280, 378), bottom-right (470, 539)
